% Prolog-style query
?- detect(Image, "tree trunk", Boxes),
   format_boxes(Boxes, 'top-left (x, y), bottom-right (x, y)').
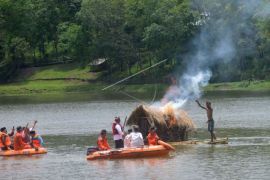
top-left (33, 48), bottom-right (36, 65)
top-left (54, 40), bottom-right (58, 60)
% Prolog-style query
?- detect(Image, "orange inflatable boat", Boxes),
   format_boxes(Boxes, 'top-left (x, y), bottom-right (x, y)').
top-left (0, 148), bottom-right (47, 156)
top-left (87, 145), bottom-right (172, 160)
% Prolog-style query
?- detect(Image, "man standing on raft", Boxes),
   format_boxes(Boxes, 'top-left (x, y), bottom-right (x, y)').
top-left (196, 100), bottom-right (217, 142)
top-left (112, 117), bottom-right (124, 148)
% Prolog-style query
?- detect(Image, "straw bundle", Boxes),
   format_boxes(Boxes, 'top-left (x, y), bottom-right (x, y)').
top-left (126, 104), bottom-right (196, 141)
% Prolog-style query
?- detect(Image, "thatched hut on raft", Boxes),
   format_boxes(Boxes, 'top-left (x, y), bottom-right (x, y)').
top-left (126, 104), bottom-right (196, 142)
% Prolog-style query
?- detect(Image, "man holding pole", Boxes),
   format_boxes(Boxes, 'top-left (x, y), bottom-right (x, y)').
top-left (112, 117), bottom-right (124, 148)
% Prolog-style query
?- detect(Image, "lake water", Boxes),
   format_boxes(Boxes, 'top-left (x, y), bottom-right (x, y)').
top-left (0, 92), bottom-right (270, 180)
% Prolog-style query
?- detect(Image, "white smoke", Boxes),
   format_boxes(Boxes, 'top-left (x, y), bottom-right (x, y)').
top-left (158, 0), bottom-right (270, 108)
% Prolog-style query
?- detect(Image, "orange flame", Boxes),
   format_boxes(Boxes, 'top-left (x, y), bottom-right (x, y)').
top-left (162, 103), bottom-right (177, 128)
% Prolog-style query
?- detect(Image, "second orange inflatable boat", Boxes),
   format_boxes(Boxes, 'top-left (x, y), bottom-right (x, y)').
top-left (87, 145), bottom-right (172, 160)
top-left (0, 148), bottom-right (47, 156)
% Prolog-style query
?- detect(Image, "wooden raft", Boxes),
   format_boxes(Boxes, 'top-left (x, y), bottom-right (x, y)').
top-left (169, 137), bottom-right (229, 146)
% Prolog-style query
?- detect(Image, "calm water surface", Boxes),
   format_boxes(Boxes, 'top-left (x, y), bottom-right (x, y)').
top-left (0, 92), bottom-right (270, 180)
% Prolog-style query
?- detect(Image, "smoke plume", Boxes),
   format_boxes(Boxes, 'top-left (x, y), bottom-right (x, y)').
top-left (159, 0), bottom-right (270, 109)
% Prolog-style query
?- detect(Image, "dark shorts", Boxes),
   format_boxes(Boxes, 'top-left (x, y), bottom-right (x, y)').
top-left (115, 139), bottom-right (124, 149)
top-left (208, 119), bottom-right (214, 132)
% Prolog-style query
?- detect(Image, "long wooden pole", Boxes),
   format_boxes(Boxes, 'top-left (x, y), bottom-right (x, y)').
top-left (102, 59), bottom-right (168, 91)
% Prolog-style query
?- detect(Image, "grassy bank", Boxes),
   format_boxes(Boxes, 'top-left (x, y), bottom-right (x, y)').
top-left (0, 80), bottom-right (270, 96)
top-left (0, 64), bottom-right (269, 96)
top-left (0, 80), bottom-right (167, 96)
top-left (205, 81), bottom-right (270, 91)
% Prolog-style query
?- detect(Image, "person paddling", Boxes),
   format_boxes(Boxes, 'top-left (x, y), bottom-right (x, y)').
top-left (22, 121), bottom-right (38, 143)
top-left (196, 100), bottom-right (217, 142)
top-left (0, 127), bottom-right (14, 151)
top-left (29, 130), bottom-right (44, 150)
top-left (97, 129), bottom-right (111, 151)
top-left (147, 127), bottom-right (159, 146)
top-left (112, 117), bottom-right (124, 148)
top-left (14, 126), bottom-right (31, 151)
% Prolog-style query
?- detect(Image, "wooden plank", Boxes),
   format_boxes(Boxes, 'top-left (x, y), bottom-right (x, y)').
top-left (169, 137), bottom-right (229, 146)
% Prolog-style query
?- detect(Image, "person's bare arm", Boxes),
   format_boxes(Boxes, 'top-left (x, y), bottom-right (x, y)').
top-left (8, 126), bottom-right (15, 136)
top-left (196, 100), bottom-right (207, 110)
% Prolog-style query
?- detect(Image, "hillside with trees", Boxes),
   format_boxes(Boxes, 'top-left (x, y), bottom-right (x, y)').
top-left (0, 0), bottom-right (269, 84)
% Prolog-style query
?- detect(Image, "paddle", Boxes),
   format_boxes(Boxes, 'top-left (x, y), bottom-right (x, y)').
top-left (158, 140), bottom-right (175, 151)
top-left (30, 120), bottom-right (38, 131)
top-left (123, 116), bottom-right (127, 132)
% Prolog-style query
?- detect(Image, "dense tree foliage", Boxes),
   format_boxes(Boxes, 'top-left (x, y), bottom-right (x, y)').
top-left (0, 0), bottom-right (269, 82)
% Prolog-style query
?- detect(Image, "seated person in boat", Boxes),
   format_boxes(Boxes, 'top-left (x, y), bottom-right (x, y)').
top-left (14, 126), bottom-right (31, 151)
top-left (22, 121), bottom-right (37, 143)
top-left (30, 130), bottom-right (44, 149)
top-left (97, 129), bottom-right (111, 151)
top-left (129, 125), bottom-right (144, 148)
top-left (124, 129), bottom-right (132, 148)
top-left (147, 127), bottom-right (159, 146)
top-left (0, 127), bottom-right (14, 151)
top-left (196, 100), bottom-right (217, 142)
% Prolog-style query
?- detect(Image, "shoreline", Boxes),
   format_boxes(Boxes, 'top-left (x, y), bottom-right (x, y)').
top-left (0, 80), bottom-right (269, 97)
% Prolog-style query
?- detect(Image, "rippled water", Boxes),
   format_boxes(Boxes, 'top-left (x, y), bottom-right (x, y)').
top-left (0, 93), bottom-right (270, 180)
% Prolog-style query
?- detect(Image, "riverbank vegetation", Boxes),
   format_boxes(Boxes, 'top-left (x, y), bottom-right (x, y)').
top-left (0, 76), bottom-right (269, 96)
top-left (0, 0), bottom-right (270, 87)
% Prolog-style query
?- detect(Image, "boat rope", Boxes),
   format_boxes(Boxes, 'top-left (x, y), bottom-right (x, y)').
top-left (150, 83), bottom-right (158, 105)
top-left (118, 90), bottom-right (150, 105)
top-left (102, 59), bottom-right (168, 91)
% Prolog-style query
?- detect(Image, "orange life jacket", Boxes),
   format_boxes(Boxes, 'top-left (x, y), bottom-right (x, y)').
top-left (0, 132), bottom-right (11, 148)
top-left (97, 136), bottom-right (111, 150)
top-left (147, 132), bottom-right (159, 146)
top-left (32, 135), bottom-right (41, 148)
top-left (14, 132), bottom-right (28, 151)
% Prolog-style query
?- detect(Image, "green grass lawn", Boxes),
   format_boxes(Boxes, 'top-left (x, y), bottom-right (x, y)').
top-left (17, 63), bottom-right (99, 81)
top-left (0, 63), bottom-right (270, 96)
top-left (0, 79), bottom-right (269, 96)
top-left (0, 80), bottom-right (104, 95)
top-left (204, 80), bottom-right (270, 91)
top-left (0, 80), bottom-right (167, 96)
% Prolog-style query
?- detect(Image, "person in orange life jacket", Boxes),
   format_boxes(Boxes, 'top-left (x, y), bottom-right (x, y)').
top-left (22, 121), bottom-right (37, 143)
top-left (147, 127), bottom-right (159, 146)
top-left (29, 130), bottom-right (44, 149)
top-left (0, 127), bottom-right (14, 151)
top-left (22, 125), bottom-right (30, 143)
top-left (112, 117), bottom-right (124, 148)
top-left (14, 126), bottom-right (31, 151)
top-left (97, 129), bottom-right (111, 151)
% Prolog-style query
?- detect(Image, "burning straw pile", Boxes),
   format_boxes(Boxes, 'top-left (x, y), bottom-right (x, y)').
top-left (126, 104), bottom-right (196, 141)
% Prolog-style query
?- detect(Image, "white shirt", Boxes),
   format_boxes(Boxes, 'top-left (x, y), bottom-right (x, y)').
top-left (130, 132), bottom-right (144, 148)
top-left (124, 134), bottom-right (132, 148)
top-left (113, 124), bottom-right (124, 140)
